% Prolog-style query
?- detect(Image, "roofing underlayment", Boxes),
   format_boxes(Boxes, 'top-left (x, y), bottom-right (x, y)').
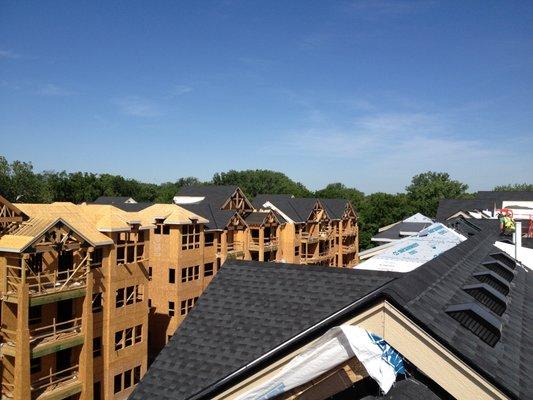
top-left (361, 223), bottom-right (466, 273)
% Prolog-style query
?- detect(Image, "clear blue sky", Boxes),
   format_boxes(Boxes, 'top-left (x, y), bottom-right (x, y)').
top-left (1, 1), bottom-right (532, 193)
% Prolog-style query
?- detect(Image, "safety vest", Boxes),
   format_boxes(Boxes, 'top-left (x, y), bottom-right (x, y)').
top-left (503, 216), bottom-right (515, 232)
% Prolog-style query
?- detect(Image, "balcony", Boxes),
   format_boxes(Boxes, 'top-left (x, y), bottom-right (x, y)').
top-left (3, 267), bottom-right (87, 306)
top-left (32, 365), bottom-right (82, 400)
top-left (249, 237), bottom-right (278, 251)
top-left (318, 229), bottom-right (333, 241)
top-left (301, 250), bottom-right (333, 264)
top-left (343, 226), bottom-right (358, 237)
top-left (1, 317), bottom-right (84, 358)
top-left (342, 243), bottom-right (358, 254)
top-left (300, 232), bottom-right (319, 243)
top-left (217, 241), bottom-right (244, 258)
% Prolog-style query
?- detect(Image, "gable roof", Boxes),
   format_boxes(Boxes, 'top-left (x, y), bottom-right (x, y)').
top-left (133, 219), bottom-right (532, 400)
top-left (319, 198), bottom-right (353, 220)
top-left (176, 185), bottom-right (240, 209)
top-left (436, 199), bottom-right (496, 221)
top-left (131, 262), bottom-right (399, 400)
top-left (244, 211), bottom-right (280, 226)
top-left (253, 195), bottom-right (321, 223)
top-left (93, 196), bottom-right (136, 204)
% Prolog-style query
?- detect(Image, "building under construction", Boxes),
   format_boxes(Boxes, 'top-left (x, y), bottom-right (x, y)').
top-left (0, 187), bottom-right (360, 398)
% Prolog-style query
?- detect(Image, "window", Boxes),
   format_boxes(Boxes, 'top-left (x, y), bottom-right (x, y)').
top-left (295, 246), bottom-right (300, 256)
top-left (181, 265), bottom-right (199, 282)
top-left (114, 373), bottom-right (122, 394)
top-left (116, 232), bottom-right (144, 265)
top-left (135, 325), bottom-right (142, 343)
top-left (124, 369), bottom-right (132, 389)
top-left (125, 328), bottom-right (133, 347)
top-left (154, 224), bottom-right (162, 235)
top-left (181, 224), bottom-right (200, 250)
top-left (134, 366), bottom-right (141, 384)
top-left (114, 366), bottom-right (142, 394)
top-left (116, 285), bottom-right (143, 308)
top-left (94, 381), bottom-right (101, 400)
top-left (29, 305), bottom-right (42, 325)
top-left (163, 225), bottom-right (170, 235)
top-left (204, 263), bottom-right (214, 277)
top-left (30, 358), bottom-right (41, 374)
top-left (116, 288), bottom-right (125, 308)
top-left (28, 253), bottom-right (43, 273)
top-left (205, 232), bottom-right (214, 246)
top-left (93, 337), bottom-right (102, 357)
top-left (180, 297), bottom-right (198, 316)
top-left (92, 292), bottom-right (103, 313)
top-left (91, 248), bottom-right (103, 268)
top-left (168, 301), bottom-right (175, 317)
top-left (115, 331), bottom-right (124, 351)
top-left (126, 286), bottom-right (134, 305)
top-left (148, 298), bottom-right (152, 308)
top-left (169, 268), bottom-right (176, 284)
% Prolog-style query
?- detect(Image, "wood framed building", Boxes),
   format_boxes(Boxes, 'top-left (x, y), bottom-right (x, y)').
top-left (0, 200), bottom-right (153, 400)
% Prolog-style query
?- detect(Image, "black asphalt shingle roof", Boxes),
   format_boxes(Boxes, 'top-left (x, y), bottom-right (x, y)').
top-left (476, 190), bottom-right (533, 204)
top-left (176, 185), bottom-right (239, 209)
top-left (436, 198), bottom-right (495, 221)
top-left (133, 219), bottom-right (532, 400)
top-left (93, 196), bottom-right (135, 204)
top-left (180, 203), bottom-right (237, 231)
top-left (372, 221), bottom-right (432, 241)
top-left (132, 263), bottom-right (399, 400)
top-left (112, 202), bottom-right (153, 212)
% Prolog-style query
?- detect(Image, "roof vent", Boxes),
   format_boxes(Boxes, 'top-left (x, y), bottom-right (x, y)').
top-left (482, 260), bottom-right (514, 282)
top-left (446, 303), bottom-right (502, 347)
top-left (488, 252), bottom-right (516, 270)
top-left (472, 271), bottom-right (510, 296)
top-left (462, 284), bottom-right (507, 316)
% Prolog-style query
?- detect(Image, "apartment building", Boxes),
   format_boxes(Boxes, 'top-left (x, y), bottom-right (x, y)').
top-left (0, 197), bottom-right (153, 400)
top-left (252, 194), bottom-right (359, 267)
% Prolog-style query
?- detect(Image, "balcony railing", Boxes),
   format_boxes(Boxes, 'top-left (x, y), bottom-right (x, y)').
top-left (4, 266), bottom-right (87, 297)
top-left (31, 364), bottom-right (79, 394)
top-left (249, 237), bottom-right (278, 250)
top-left (217, 240), bottom-right (244, 254)
top-left (300, 232), bottom-right (319, 242)
top-left (342, 244), bottom-right (357, 253)
top-left (30, 317), bottom-right (82, 346)
top-left (318, 229), bottom-right (333, 240)
top-left (1, 382), bottom-right (15, 399)
top-left (343, 226), bottom-right (358, 236)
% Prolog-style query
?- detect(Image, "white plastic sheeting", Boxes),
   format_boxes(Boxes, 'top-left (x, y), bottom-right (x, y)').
top-left (403, 213), bottom-right (433, 223)
top-left (235, 326), bottom-right (404, 400)
top-left (359, 223), bottom-right (466, 273)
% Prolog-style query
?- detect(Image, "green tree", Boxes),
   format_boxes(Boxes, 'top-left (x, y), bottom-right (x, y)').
top-left (493, 183), bottom-right (533, 191)
top-left (406, 171), bottom-right (470, 217)
top-left (212, 169), bottom-right (312, 198)
top-left (315, 183), bottom-right (365, 208)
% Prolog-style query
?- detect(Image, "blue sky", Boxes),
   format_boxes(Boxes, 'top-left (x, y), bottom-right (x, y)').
top-left (1, 0), bottom-right (532, 193)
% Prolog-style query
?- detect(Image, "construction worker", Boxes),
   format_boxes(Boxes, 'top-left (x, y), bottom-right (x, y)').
top-left (498, 212), bottom-right (516, 236)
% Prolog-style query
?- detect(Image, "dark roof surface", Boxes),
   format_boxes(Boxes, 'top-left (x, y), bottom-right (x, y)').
top-left (244, 211), bottom-right (278, 226)
top-left (372, 221), bottom-right (432, 241)
top-left (133, 219), bottom-right (532, 400)
top-left (180, 203), bottom-right (237, 230)
top-left (355, 376), bottom-right (444, 400)
top-left (436, 199), bottom-right (495, 221)
top-left (320, 198), bottom-right (351, 220)
top-left (176, 185), bottom-right (239, 209)
top-left (476, 191), bottom-right (533, 204)
top-left (112, 202), bottom-right (153, 212)
top-left (131, 263), bottom-right (399, 400)
top-left (93, 196), bottom-right (134, 204)
top-left (252, 194), bottom-right (321, 223)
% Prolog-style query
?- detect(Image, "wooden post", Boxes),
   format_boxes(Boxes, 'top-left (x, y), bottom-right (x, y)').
top-left (338, 221), bottom-right (344, 267)
top-left (14, 283), bottom-right (31, 400)
top-left (79, 254), bottom-right (94, 400)
top-left (259, 227), bottom-right (265, 262)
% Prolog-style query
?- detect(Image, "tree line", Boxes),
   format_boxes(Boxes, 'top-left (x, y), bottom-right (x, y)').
top-left (1, 155), bottom-right (530, 250)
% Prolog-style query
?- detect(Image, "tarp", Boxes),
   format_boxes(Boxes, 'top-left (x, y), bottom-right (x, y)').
top-left (235, 326), bottom-right (404, 400)
top-left (360, 223), bottom-right (466, 273)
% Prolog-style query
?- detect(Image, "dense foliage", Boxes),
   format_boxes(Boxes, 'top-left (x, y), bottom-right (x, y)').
top-left (1, 155), bottom-right (529, 250)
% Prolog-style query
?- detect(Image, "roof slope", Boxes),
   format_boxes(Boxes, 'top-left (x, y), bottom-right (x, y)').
top-left (382, 220), bottom-right (532, 399)
top-left (372, 221), bottom-right (432, 241)
top-left (133, 220), bottom-right (532, 400)
top-left (93, 196), bottom-right (135, 204)
top-left (436, 198), bottom-right (495, 221)
top-left (131, 262), bottom-right (398, 400)
top-left (476, 191), bottom-right (533, 204)
top-left (252, 195), bottom-right (317, 223)
top-left (176, 185), bottom-right (239, 208)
